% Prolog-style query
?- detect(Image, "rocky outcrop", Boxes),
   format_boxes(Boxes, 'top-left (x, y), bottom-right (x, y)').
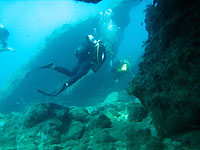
top-left (1, 100), bottom-right (200, 149)
top-left (128, 0), bottom-right (200, 137)
top-left (0, 101), bottom-right (158, 150)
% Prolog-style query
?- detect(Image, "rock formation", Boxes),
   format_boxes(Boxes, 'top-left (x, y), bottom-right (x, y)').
top-left (128, 0), bottom-right (200, 137)
top-left (0, 93), bottom-right (199, 149)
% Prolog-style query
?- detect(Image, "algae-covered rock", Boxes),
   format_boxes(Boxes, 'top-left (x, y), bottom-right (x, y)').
top-left (128, 0), bottom-right (200, 136)
top-left (127, 103), bottom-right (148, 122)
top-left (178, 131), bottom-right (200, 149)
top-left (66, 121), bottom-right (84, 140)
top-left (89, 114), bottom-right (112, 129)
top-left (94, 130), bottom-right (116, 143)
top-left (0, 113), bottom-right (21, 149)
top-left (23, 103), bottom-right (70, 128)
top-left (23, 103), bottom-right (50, 128)
top-left (42, 119), bottom-right (63, 135)
top-left (69, 107), bottom-right (89, 123)
top-left (145, 139), bottom-right (165, 150)
top-left (87, 105), bottom-right (105, 116)
top-left (124, 124), bottom-right (151, 149)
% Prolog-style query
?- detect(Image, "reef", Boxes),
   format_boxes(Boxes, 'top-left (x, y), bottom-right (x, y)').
top-left (1, 93), bottom-right (197, 150)
top-left (128, 0), bottom-right (200, 140)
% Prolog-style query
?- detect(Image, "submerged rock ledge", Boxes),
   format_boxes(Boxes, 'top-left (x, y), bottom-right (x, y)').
top-left (128, 0), bottom-right (200, 137)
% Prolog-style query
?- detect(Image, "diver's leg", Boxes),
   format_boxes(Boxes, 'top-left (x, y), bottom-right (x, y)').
top-left (26, 62), bottom-right (54, 78)
top-left (54, 61), bottom-right (81, 77)
top-left (38, 62), bottom-right (54, 69)
top-left (67, 60), bottom-right (91, 86)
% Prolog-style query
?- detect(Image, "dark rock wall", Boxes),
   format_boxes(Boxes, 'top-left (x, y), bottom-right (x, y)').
top-left (128, 0), bottom-right (200, 136)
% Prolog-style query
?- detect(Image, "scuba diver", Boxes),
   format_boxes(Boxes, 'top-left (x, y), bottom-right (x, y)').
top-left (33, 35), bottom-right (106, 97)
top-left (110, 59), bottom-right (131, 81)
top-left (0, 26), bottom-right (14, 52)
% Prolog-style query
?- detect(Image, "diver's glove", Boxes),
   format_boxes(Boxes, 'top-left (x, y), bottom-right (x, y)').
top-left (37, 83), bottom-right (69, 97)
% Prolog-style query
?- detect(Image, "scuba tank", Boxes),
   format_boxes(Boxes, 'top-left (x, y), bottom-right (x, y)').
top-left (91, 40), bottom-right (106, 73)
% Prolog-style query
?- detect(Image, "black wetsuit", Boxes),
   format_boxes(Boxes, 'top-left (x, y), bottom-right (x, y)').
top-left (54, 58), bottom-right (92, 86)
top-left (53, 40), bottom-right (105, 87)
top-left (36, 38), bottom-right (106, 96)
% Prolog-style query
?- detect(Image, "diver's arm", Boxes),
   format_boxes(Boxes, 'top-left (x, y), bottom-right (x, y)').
top-left (67, 65), bottom-right (90, 86)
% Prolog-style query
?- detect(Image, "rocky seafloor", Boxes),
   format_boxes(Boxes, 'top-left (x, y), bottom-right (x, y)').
top-left (0, 91), bottom-right (199, 150)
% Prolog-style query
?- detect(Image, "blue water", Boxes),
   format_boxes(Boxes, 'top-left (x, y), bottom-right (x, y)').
top-left (0, 0), bottom-right (152, 112)
top-left (0, 0), bottom-right (109, 89)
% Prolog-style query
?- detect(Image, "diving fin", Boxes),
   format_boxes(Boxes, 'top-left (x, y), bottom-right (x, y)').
top-left (37, 83), bottom-right (68, 97)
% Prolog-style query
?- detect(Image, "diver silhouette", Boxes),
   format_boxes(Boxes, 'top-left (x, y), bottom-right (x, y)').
top-left (0, 26), bottom-right (14, 52)
top-left (31, 35), bottom-right (106, 97)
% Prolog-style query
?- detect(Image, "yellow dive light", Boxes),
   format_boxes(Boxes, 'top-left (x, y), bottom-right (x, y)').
top-left (121, 63), bottom-right (127, 71)
top-left (117, 63), bottom-right (127, 72)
